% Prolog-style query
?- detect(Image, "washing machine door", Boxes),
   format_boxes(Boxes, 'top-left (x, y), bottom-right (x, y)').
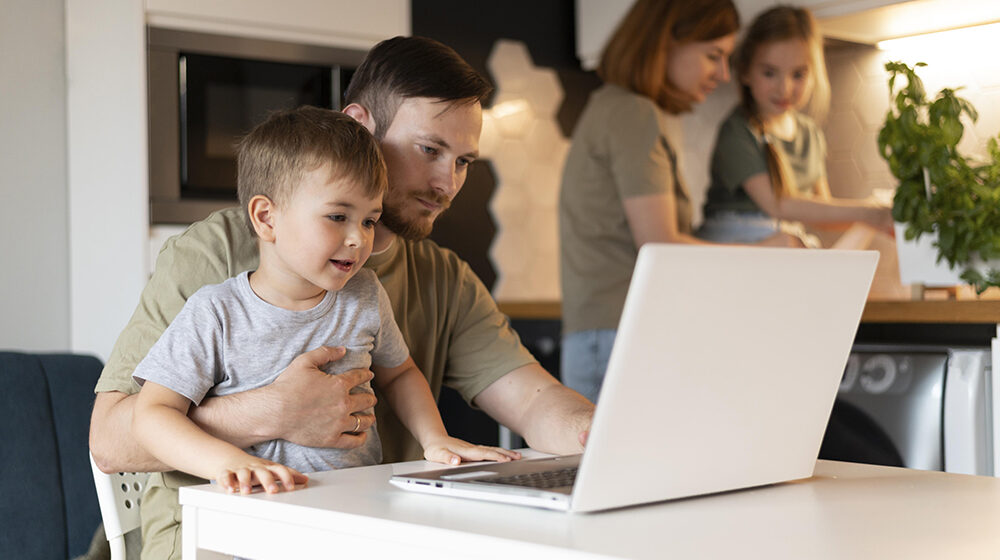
top-left (820, 399), bottom-right (904, 467)
top-left (820, 349), bottom-right (948, 471)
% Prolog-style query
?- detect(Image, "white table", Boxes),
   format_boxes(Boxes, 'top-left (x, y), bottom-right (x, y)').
top-left (180, 454), bottom-right (1000, 559)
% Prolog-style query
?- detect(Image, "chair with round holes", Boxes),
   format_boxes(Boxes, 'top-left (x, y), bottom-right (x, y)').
top-left (89, 453), bottom-right (149, 560)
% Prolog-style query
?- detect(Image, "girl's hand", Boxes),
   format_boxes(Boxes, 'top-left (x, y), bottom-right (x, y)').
top-left (759, 231), bottom-right (806, 248)
top-left (423, 436), bottom-right (522, 465)
top-left (865, 202), bottom-right (894, 235)
top-left (215, 456), bottom-right (309, 495)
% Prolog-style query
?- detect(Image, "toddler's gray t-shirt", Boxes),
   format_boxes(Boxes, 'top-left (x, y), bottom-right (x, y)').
top-left (133, 268), bottom-right (409, 472)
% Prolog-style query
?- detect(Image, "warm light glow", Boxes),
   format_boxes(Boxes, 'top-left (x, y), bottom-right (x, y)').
top-left (485, 99), bottom-right (534, 140)
top-left (489, 99), bottom-right (531, 119)
top-left (877, 21), bottom-right (1000, 58)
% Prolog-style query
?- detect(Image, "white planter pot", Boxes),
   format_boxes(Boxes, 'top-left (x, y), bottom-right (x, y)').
top-left (894, 222), bottom-right (1000, 287)
top-left (894, 222), bottom-right (964, 286)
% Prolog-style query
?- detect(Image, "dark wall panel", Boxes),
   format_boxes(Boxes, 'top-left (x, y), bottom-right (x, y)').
top-left (412, 1), bottom-right (596, 441)
top-left (414, 0), bottom-right (601, 289)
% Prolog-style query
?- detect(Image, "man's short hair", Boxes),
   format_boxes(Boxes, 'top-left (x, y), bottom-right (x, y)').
top-left (236, 106), bottom-right (388, 236)
top-left (343, 36), bottom-right (493, 139)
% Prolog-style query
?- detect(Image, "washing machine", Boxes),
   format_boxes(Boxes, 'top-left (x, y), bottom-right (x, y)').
top-left (823, 344), bottom-right (993, 475)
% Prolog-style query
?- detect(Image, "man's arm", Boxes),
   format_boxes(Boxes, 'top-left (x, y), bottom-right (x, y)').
top-left (90, 391), bottom-right (171, 472)
top-left (90, 346), bottom-right (379, 474)
top-left (473, 363), bottom-right (594, 455)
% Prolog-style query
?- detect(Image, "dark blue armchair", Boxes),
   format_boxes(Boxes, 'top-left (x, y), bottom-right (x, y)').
top-left (0, 352), bottom-right (103, 559)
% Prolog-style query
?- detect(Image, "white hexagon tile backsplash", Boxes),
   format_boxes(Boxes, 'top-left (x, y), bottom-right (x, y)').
top-left (823, 42), bottom-right (1000, 201)
top-left (483, 39), bottom-right (569, 302)
top-left (478, 39), bottom-right (1000, 302)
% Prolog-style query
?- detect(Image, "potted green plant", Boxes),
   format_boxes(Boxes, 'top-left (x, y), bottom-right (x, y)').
top-left (878, 61), bottom-right (1000, 293)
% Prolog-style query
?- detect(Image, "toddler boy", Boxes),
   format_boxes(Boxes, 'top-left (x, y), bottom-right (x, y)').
top-left (131, 106), bottom-right (517, 494)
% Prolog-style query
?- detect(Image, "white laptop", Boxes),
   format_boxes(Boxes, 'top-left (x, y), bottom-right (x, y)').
top-left (390, 244), bottom-right (878, 512)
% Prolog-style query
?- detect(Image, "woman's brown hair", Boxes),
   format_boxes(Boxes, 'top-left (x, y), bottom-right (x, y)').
top-left (733, 5), bottom-right (830, 198)
top-left (598, 0), bottom-right (739, 114)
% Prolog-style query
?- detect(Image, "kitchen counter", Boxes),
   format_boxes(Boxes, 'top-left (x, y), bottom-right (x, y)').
top-left (498, 301), bottom-right (562, 320)
top-left (862, 300), bottom-right (1000, 324)
top-left (500, 300), bottom-right (1000, 324)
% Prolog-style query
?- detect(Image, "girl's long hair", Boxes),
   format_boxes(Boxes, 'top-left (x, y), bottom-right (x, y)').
top-left (734, 6), bottom-right (829, 198)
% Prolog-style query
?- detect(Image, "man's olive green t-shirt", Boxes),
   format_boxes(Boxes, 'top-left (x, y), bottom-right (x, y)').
top-left (96, 207), bottom-right (536, 559)
top-left (559, 83), bottom-right (693, 335)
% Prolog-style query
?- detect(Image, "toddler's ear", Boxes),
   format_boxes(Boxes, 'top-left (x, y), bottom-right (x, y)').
top-left (248, 195), bottom-right (277, 242)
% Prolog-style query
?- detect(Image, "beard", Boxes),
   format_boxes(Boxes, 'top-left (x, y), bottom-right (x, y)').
top-left (379, 188), bottom-right (452, 241)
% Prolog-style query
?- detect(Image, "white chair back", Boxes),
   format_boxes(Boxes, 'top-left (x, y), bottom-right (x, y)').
top-left (89, 453), bottom-right (149, 560)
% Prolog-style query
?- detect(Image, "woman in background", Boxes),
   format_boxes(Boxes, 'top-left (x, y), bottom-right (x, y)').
top-left (559, 0), bottom-right (790, 404)
top-left (697, 5), bottom-right (891, 245)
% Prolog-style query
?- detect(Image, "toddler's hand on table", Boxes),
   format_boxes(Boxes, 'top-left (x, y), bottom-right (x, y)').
top-left (215, 457), bottom-right (309, 495)
top-left (423, 436), bottom-right (521, 465)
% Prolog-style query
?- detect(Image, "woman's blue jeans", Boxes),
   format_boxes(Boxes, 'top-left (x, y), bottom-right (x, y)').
top-left (560, 329), bottom-right (617, 404)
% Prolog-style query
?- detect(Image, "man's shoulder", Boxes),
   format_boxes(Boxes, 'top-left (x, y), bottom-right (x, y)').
top-left (402, 237), bottom-right (469, 278)
top-left (171, 274), bottom-right (246, 323)
top-left (172, 207), bottom-right (249, 248)
top-left (157, 207), bottom-right (257, 275)
top-left (367, 236), bottom-right (481, 304)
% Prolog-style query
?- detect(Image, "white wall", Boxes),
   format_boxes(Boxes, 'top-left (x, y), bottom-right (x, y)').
top-left (66, 0), bottom-right (148, 362)
top-left (62, 0), bottom-right (410, 362)
top-left (0, 0), bottom-right (148, 360)
top-left (825, 34), bottom-right (1000, 198)
top-left (0, 0), bottom-right (71, 352)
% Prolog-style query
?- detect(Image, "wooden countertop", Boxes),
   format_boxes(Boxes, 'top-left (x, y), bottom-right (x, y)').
top-left (861, 299), bottom-right (1000, 324)
top-left (499, 300), bottom-right (1000, 324)
top-left (498, 301), bottom-right (562, 320)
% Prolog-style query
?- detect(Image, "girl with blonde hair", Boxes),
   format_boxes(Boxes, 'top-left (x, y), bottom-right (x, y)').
top-left (697, 5), bottom-right (891, 245)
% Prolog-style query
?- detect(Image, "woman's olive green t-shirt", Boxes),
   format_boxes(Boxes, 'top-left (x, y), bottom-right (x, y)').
top-left (559, 83), bottom-right (692, 334)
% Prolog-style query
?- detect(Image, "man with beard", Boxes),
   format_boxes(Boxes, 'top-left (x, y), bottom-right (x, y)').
top-left (89, 36), bottom-right (594, 560)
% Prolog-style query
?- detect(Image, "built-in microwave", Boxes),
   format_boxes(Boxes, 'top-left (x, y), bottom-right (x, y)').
top-left (147, 27), bottom-right (365, 224)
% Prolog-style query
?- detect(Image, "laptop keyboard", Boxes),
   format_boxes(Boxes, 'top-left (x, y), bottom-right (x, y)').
top-left (485, 466), bottom-right (578, 489)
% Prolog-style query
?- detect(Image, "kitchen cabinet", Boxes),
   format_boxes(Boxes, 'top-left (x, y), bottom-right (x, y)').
top-left (816, 0), bottom-right (1000, 44)
top-left (145, 0), bottom-right (410, 50)
top-left (574, 0), bottom-right (995, 70)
